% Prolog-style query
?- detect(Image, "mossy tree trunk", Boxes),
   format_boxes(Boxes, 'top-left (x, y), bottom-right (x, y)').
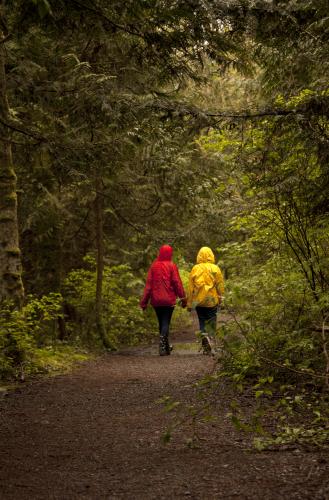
top-left (0, 37), bottom-right (24, 306)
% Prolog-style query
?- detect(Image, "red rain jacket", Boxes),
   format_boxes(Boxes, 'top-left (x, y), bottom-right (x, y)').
top-left (140, 245), bottom-right (185, 308)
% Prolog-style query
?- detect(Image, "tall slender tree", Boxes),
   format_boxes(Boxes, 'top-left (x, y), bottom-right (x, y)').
top-left (0, 26), bottom-right (24, 305)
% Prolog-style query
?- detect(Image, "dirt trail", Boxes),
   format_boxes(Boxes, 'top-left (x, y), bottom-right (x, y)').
top-left (0, 328), bottom-right (328, 500)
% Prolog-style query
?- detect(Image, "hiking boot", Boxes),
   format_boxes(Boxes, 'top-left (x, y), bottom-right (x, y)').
top-left (159, 343), bottom-right (169, 356)
top-left (166, 344), bottom-right (173, 355)
top-left (201, 336), bottom-right (212, 355)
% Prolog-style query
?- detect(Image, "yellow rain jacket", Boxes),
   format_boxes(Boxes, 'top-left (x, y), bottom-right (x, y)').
top-left (187, 247), bottom-right (224, 309)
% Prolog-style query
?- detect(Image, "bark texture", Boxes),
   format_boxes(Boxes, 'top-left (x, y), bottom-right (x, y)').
top-left (0, 37), bottom-right (24, 305)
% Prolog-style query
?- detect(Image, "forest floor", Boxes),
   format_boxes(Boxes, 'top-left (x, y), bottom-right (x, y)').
top-left (0, 320), bottom-right (328, 499)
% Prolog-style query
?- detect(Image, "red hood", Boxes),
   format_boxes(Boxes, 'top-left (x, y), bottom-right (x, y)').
top-left (157, 245), bottom-right (173, 261)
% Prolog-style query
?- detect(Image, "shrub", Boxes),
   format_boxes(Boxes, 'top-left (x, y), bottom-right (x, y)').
top-left (220, 252), bottom-right (327, 386)
top-left (63, 256), bottom-right (158, 348)
top-left (0, 293), bottom-right (63, 379)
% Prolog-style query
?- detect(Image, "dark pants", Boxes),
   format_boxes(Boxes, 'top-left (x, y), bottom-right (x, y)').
top-left (154, 306), bottom-right (174, 354)
top-left (196, 306), bottom-right (218, 336)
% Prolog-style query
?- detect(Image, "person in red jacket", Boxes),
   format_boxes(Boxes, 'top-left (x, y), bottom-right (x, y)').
top-left (140, 245), bottom-right (186, 356)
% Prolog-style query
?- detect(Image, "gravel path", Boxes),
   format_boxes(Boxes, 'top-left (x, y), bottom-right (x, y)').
top-left (0, 328), bottom-right (328, 499)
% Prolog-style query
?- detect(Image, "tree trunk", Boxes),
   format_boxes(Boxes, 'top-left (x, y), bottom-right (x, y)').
top-left (0, 36), bottom-right (24, 306)
top-left (94, 174), bottom-right (110, 349)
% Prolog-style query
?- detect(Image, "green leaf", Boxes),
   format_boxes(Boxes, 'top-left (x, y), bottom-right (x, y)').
top-left (231, 414), bottom-right (242, 430)
top-left (161, 429), bottom-right (172, 444)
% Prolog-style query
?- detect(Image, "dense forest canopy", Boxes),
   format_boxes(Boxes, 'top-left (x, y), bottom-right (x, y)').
top-left (1, 0), bottom-right (329, 429)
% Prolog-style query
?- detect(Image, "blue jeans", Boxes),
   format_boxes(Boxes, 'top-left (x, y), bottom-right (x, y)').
top-left (154, 306), bottom-right (174, 354)
top-left (196, 306), bottom-right (218, 336)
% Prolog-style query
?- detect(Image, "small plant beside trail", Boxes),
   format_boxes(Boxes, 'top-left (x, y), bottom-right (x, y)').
top-left (0, 293), bottom-right (70, 380)
top-left (158, 360), bottom-right (329, 451)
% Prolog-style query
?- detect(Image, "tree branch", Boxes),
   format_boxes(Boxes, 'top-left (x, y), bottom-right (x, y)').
top-left (145, 100), bottom-right (316, 124)
top-left (109, 202), bottom-right (144, 233)
top-left (70, 0), bottom-right (145, 39)
top-left (0, 116), bottom-right (45, 141)
top-left (0, 33), bottom-right (10, 44)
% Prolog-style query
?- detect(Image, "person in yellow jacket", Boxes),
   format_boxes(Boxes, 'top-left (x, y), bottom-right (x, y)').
top-left (187, 247), bottom-right (224, 353)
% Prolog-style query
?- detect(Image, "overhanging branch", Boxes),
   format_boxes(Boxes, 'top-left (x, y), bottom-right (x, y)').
top-left (145, 99), bottom-right (298, 123)
top-left (0, 116), bottom-right (45, 142)
top-left (70, 0), bottom-right (144, 39)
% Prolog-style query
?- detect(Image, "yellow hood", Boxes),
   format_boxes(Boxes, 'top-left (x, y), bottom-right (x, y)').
top-left (196, 247), bottom-right (215, 264)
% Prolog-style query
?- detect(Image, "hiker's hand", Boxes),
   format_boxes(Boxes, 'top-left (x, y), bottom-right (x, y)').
top-left (180, 298), bottom-right (187, 308)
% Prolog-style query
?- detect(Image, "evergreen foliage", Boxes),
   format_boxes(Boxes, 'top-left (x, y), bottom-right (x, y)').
top-left (63, 257), bottom-right (157, 349)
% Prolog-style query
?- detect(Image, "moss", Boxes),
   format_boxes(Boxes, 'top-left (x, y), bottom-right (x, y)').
top-left (0, 183), bottom-right (16, 191)
top-left (0, 193), bottom-right (17, 209)
top-left (0, 170), bottom-right (17, 183)
top-left (5, 247), bottom-right (21, 257)
top-left (173, 342), bottom-right (199, 352)
top-left (7, 283), bottom-right (24, 292)
top-left (31, 346), bottom-right (91, 376)
top-left (3, 272), bottom-right (21, 281)
top-left (4, 287), bottom-right (24, 307)
top-left (4, 193), bottom-right (17, 200)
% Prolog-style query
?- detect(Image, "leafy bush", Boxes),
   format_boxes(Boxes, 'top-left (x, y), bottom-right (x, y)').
top-left (0, 293), bottom-right (63, 379)
top-left (63, 256), bottom-right (157, 348)
top-left (218, 246), bottom-right (329, 392)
